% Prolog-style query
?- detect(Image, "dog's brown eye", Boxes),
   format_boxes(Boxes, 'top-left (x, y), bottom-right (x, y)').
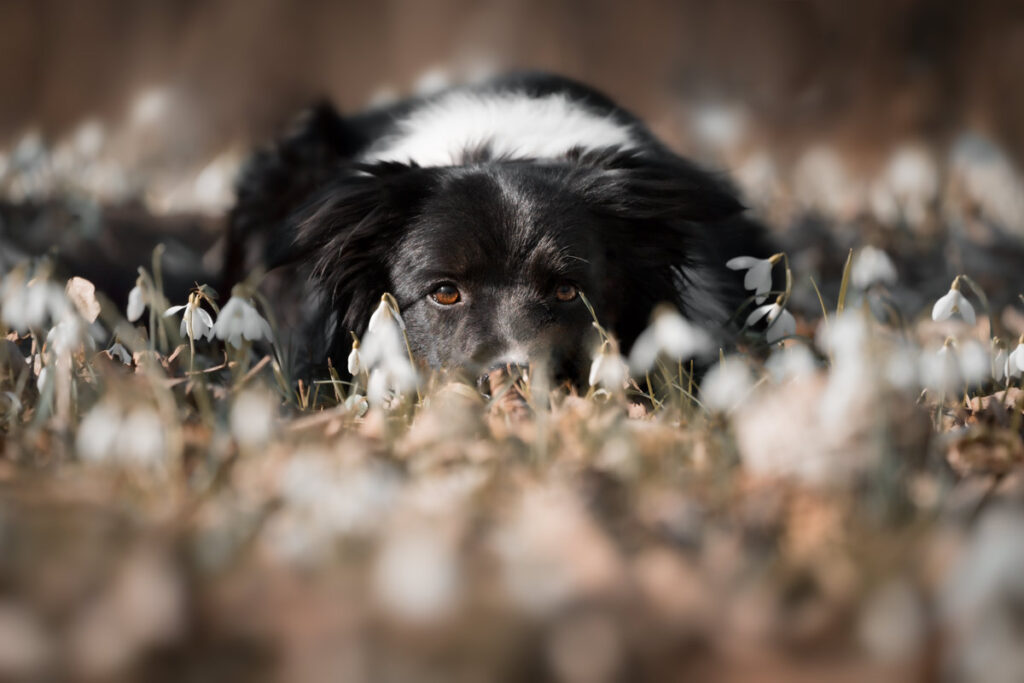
top-left (431, 284), bottom-right (461, 306)
top-left (555, 283), bottom-right (578, 302)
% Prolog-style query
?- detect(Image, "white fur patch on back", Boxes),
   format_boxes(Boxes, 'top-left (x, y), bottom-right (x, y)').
top-left (361, 91), bottom-right (638, 167)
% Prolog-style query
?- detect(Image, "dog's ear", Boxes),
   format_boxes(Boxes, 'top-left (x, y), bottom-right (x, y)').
top-left (570, 147), bottom-right (745, 225)
top-left (291, 162), bottom-right (436, 340)
top-left (571, 147), bottom-right (776, 332)
top-left (224, 101), bottom-right (366, 287)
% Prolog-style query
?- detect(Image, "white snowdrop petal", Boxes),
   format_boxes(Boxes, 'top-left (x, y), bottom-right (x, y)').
top-left (745, 303), bottom-right (773, 328)
top-left (164, 304), bottom-right (187, 317)
top-left (931, 290), bottom-right (957, 322)
top-left (726, 256), bottom-right (759, 270)
top-left (126, 285), bottom-right (145, 322)
top-left (957, 296), bottom-right (976, 326)
top-left (766, 309), bottom-right (796, 344)
top-left (347, 347), bottom-right (362, 375)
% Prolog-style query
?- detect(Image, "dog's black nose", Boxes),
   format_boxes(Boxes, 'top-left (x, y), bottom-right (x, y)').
top-left (476, 362), bottom-right (530, 398)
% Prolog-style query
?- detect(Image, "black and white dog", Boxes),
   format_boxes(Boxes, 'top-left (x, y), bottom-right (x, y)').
top-left (226, 73), bottom-right (773, 386)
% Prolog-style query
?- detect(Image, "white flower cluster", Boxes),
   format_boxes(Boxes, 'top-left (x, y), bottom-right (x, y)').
top-left (163, 294), bottom-right (271, 347)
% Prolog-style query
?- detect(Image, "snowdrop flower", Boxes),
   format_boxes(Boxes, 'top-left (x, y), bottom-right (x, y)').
top-left (0, 272), bottom-right (68, 332)
top-left (851, 246), bottom-right (898, 289)
top-left (1008, 337), bottom-right (1024, 378)
top-left (726, 254), bottom-right (779, 304)
top-left (106, 342), bottom-right (132, 365)
top-left (745, 300), bottom-right (797, 344)
top-left (360, 295), bottom-right (417, 407)
top-left (366, 364), bottom-right (418, 408)
top-left (920, 344), bottom-right (961, 394)
top-left (958, 340), bottom-right (991, 385)
top-left (628, 308), bottom-right (714, 373)
top-left (700, 357), bottom-right (754, 413)
top-left (347, 338), bottom-right (363, 375)
top-left (588, 343), bottom-right (629, 390)
top-left (212, 295), bottom-right (272, 347)
top-left (992, 341), bottom-right (1009, 382)
top-left (931, 277), bottom-right (975, 326)
top-left (126, 275), bottom-right (148, 322)
top-left (367, 295), bottom-right (405, 333)
top-left (164, 296), bottom-right (214, 341)
top-left (46, 314), bottom-right (91, 355)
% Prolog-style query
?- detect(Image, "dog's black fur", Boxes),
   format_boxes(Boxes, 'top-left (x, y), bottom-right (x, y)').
top-left (226, 73), bottom-right (773, 385)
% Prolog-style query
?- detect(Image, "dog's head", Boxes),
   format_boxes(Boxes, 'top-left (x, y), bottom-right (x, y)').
top-left (267, 147), bottom-right (762, 386)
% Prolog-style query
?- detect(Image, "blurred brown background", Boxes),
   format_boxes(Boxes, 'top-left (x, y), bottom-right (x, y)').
top-left (3, 0), bottom-right (1024, 163)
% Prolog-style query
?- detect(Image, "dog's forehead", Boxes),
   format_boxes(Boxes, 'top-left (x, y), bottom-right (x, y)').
top-left (399, 166), bottom-right (594, 277)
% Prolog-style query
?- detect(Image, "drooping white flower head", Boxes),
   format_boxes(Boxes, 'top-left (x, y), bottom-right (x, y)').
top-left (360, 295), bottom-right (417, 407)
top-left (347, 340), bottom-right (363, 376)
top-left (164, 297), bottom-right (215, 341)
top-left (588, 344), bottom-right (629, 390)
top-left (851, 246), bottom-right (898, 290)
top-left (368, 295), bottom-right (406, 333)
top-left (726, 255), bottom-right (776, 304)
top-left (212, 296), bottom-right (272, 347)
top-left (700, 356), bottom-right (754, 413)
top-left (931, 278), bottom-right (976, 326)
top-left (745, 301), bottom-right (797, 344)
top-left (628, 308), bottom-right (714, 373)
top-left (126, 272), bottom-right (149, 323)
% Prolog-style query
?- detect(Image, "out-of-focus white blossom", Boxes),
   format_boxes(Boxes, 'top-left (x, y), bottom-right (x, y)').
top-left (745, 301), bottom-right (797, 344)
top-left (941, 508), bottom-right (1024, 683)
top-left (871, 144), bottom-right (939, 228)
top-left (628, 309), bottom-right (713, 373)
top-left (0, 273), bottom-right (68, 332)
top-left (588, 345), bottom-right (628, 390)
top-left (726, 255), bottom-right (776, 304)
top-left (919, 345), bottom-right (961, 394)
top-left (793, 145), bottom-right (864, 219)
top-left (46, 315), bottom-right (91, 356)
top-left (949, 132), bottom-right (1024, 235)
top-left (931, 280), bottom-right (975, 326)
top-left (212, 296), bottom-right (271, 347)
top-left (850, 246), bottom-right (898, 289)
top-left (958, 340), bottom-right (991, 386)
top-left (373, 525), bottom-right (459, 622)
top-left (230, 390), bottom-right (277, 448)
top-left (691, 102), bottom-right (748, 153)
top-left (700, 357), bottom-right (754, 413)
top-left (164, 299), bottom-right (214, 341)
top-left (76, 401), bottom-right (166, 468)
top-left (765, 344), bottom-right (817, 383)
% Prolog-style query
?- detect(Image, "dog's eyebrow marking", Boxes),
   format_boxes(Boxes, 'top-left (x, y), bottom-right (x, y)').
top-left (361, 92), bottom-right (638, 167)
